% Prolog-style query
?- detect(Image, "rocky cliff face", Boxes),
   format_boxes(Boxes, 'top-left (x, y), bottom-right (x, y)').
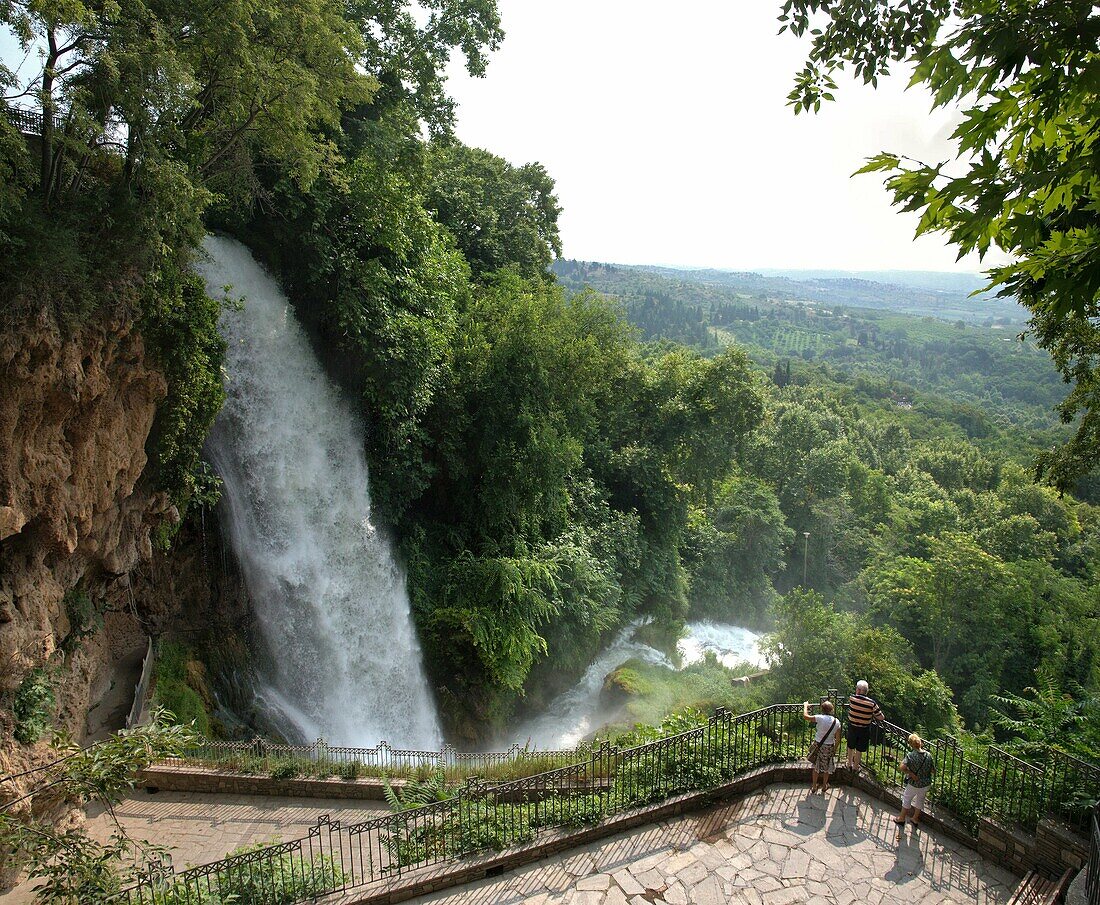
top-left (0, 307), bottom-right (173, 798)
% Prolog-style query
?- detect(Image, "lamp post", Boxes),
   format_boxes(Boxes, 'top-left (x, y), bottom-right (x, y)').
top-left (803, 531), bottom-right (810, 586)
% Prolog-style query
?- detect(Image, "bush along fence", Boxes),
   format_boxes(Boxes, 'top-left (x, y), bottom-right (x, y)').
top-left (119, 700), bottom-right (1100, 905)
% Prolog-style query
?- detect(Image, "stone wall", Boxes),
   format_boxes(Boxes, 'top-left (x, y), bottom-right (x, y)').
top-left (137, 765), bottom-right (397, 801)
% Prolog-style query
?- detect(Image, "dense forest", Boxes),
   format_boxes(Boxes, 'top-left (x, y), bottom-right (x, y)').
top-left (553, 261), bottom-right (1068, 436)
top-left (1, 0), bottom-right (1097, 765)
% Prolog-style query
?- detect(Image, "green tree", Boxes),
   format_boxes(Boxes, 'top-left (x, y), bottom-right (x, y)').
top-left (991, 668), bottom-right (1100, 760)
top-left (426, 143), bottom-right (562, 279)
top-left (862, 532), bottom-right (1025, 722)
top-left (0, 718), bottom-right (194, 903)
top-left (683, 474), bottom-right (792, 625)
top-left (777, 0), bottom-right (1100, 487)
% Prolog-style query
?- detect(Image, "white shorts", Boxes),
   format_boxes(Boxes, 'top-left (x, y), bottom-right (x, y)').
top-left (902, 784), bottom-right (929, 811)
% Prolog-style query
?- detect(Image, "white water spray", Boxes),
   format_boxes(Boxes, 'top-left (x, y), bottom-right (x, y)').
top-left (200, 236), bottom-right (442, 748)
top-left (510, 620), bottom-right (765, 748)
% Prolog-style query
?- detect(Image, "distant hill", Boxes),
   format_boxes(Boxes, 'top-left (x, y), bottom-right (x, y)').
top-left (551, 258), bottom-right (1063, 435)
top-left (588, 263), bottom-right (1029, 325)
top-left (756, 269), bottom-right (989, 295)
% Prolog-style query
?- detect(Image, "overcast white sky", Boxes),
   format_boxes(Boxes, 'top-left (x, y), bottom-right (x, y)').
top-left (444, 0), bottom-right (1001, 273)
top-left (3, 2), bottom-right (1002, 273)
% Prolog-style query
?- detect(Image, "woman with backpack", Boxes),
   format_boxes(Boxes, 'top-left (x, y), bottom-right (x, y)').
top-left (896, 733), bottom-right (936, 829)
top-left (802, 699), bottom-right (841, 794)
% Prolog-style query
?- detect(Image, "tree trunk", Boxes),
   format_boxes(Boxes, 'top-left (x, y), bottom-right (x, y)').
top-left (40, 27), bottom-right (58, 202)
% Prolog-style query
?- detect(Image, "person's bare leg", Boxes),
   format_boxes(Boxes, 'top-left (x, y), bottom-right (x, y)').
top-left (894, 806), bottom-right (910, 825)
top-left (911, 808), bottom-right (922, 827)
top-left (810, 768), bottom-right (819, 792)
top-left (852, 749), bottom-right (862, 771)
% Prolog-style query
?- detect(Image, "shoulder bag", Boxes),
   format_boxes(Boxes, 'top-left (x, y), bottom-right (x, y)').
top-left (806, 715), bottom-right (839, 763)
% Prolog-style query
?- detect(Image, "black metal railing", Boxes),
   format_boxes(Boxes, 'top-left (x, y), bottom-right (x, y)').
top-left (160, 737), bottom-right (585, 784)
top-left (120, 698), bottom-right (1100, 904)
top-left (1085, 804), bottom-right (1100, 905)
top-left (4, 105), bottom-right (51, 136)
top-left (1087, 805), bottom-right (1099, 905)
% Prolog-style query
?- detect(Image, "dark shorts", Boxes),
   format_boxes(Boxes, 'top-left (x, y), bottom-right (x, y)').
top-left (847, 723), bottom-right (871, 752)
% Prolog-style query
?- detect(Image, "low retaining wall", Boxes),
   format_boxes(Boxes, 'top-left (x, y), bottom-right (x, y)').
top-left (137, 765), bottom-right (398, 801)
top-left (137, 766), bottom-right (612, 803)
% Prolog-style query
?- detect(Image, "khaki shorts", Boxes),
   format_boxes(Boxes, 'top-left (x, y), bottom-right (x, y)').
top-left (902, 784), bottom-right (929, 811)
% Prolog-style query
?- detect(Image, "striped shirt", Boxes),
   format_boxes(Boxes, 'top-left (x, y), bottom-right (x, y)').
top-left (847, 693), bottom-right (883, 727)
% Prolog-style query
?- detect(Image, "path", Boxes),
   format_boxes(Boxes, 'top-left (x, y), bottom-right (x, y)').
top-left (407, 783), bottom-right (1018, 905)
top-left (3, 790), bottom-right (389, 903)
top-left (85, 789), bottom-right (390, 869)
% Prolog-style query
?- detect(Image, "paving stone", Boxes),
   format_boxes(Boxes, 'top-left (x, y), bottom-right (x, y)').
top-left (565, 891), bottom-right (604, 905)
top-left (604, 887), bottom-right (628, 905)
top-left (563, 853), bottom-right (597, 877)
top-left (676, 859), bottom-right (709, 887)
top-left (576, 874), bottom-right (612, 891)
top-left (781, 848), bottom-right (810, 879)
top-left (612, 868), bottom-right (645, 896)
top-left (660, 850), bottom-right (699, 876)
top-left (627, 851), bottom-right (668, 876)
top-left (666, 880), bottom-right (690, 904)
top-left (633, 868), bottom-right (664, 890)
top-left (761, 887), bottom-right (806, 905)
top-left (689, 875), bottom-right (725, 905)
top-left (755, 875), bottom-right (784, 893)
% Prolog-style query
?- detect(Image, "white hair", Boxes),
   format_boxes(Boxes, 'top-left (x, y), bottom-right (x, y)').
top-left (856, 680), bottom-right (869, 693)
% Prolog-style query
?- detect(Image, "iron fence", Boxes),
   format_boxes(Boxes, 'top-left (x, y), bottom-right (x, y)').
top-left (835, 698), bottom-right (1095, 836)
top-left (4, 106), bottom-right (51, 135)
top-left (121, 698), bottom-right (1100, 904)
top-left (1087, 806), bottom-right (1099, 905)
top-left (160, 737), bottom-right (584, 784)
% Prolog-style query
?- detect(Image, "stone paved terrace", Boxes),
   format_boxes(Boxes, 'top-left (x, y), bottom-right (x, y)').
top-left (1, 791), bottom-right (390, 905)
top-left (1, 782), bottom-right (1021, 904)
top-left (404, 783), bottom-right (1018, 905)
top-left (85, 789), bottom-right (391, 869)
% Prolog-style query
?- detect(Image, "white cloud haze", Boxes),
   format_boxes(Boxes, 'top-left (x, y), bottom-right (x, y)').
top-left (444, 1), bottom-right (1004, 273)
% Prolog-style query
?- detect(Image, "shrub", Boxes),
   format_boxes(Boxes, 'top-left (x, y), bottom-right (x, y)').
top-left (13, 669), bottom-right (55, 744)
top-left (60, 588), bottom-right (104, 655)
top-left (269, 759), bottom-right (302, 780)
top-left (156, 848), bottom-right (343, 905)
top-left (337, 761), bottom-right (361, 780)
top-left (154, 642), bottom-right (212, 737)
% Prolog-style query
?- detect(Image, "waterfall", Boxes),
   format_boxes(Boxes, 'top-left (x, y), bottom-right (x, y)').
top-left (200, 235), bottom-right (442, 748)
top-left (509, 620), bottom-right (764, 749)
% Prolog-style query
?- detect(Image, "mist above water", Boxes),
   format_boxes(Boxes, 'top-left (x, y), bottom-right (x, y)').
top-left (510, 619), bottom-right (764, 749)
top-left (200, 235), bottom-right (442, 748)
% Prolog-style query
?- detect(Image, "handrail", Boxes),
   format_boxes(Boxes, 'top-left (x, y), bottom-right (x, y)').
top-left (1087, 806), bottom-right (1099, 905)
top-left (125, 638), bottom-right (155, 730)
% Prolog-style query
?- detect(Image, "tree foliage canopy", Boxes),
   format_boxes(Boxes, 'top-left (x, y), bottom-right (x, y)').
top-left (779, 0), bottom-right (1100, 487)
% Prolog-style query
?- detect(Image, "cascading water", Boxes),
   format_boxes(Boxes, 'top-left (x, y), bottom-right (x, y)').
top-left (200, 235), bottom-right (442, 748)
top-left (510, 620), bottom-right (765, 749)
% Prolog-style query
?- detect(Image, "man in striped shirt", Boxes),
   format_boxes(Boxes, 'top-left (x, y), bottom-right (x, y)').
top-left (846, 680), bottom-right (884, 771)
